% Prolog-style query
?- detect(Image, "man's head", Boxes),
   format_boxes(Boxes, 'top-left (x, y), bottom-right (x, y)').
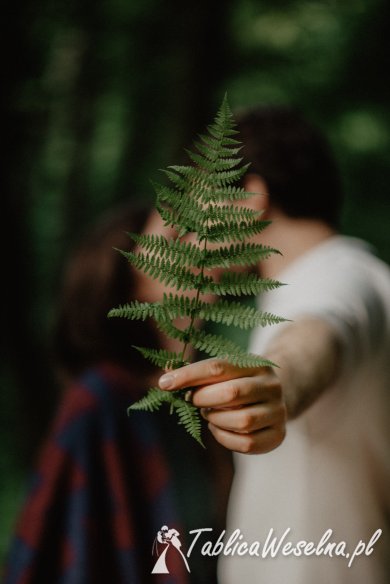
top-left (236, 106), bottom-right (343, 228)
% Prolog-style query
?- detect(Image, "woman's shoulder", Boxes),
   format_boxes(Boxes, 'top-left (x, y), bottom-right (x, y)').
top-left (51, 362), bottom-right (143, 439)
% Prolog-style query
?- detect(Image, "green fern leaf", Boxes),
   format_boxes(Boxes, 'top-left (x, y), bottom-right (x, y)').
top-left (156, 203), bottom-right (193, 236)
top-left (132, 346), bottom-right (188, 369)
top-left (129, 233), bottom-right (203, 267)
top-left (214, 157), bottom-right (244, 171)
top-left (108, 301), bottom-right (158, 322)
top-left (224, 352), bottom-right (278, 368)
top-left (205, 273), bottom-right (284, 296)
top-left (187, 329), bottom-right (277, 369)
top-left (197, 300), bottom-right (287, 329)
top-left (155, 182), bottom-right (206, 219)
top-left (211, 164), bottom-right (251, 187)
top-left (190, 328), bottom-right (248, 360)
top-left (167, 165), bottom-right (210, 190)
top-left (156, 197), bottom-right (204, 234)
top-left (155, 320), bottom-right (188, 343)
top-left (185, 149), bottom-right (217, 172)
top-left (128, 387), bottom-right (173, 413)
top-left (195, 137), bottom-right (242, 160)
top-left (109, 295), bottom-right (205, 324)
top-left (121, 251), bottom-right (207, 291)
top-left (207, 204), bottom-right (261, 224)
top-left (174, 400), bottom-right (204, 447)
top-left (210, 186), bottom-right (258, 203)
top-left (109, 94), bottom-right (287, 446)
top-left (161, 294), bottom-right (199, 318)
top-left (129, 387), bottom-right (203, 445)
top-left (188, 147), bottom-right (243, 172)
top-left (207, 123), bottom-right (238, 141)
top-left (203, 242), bottom-right (281, 269)
top-left (206, 219), bottom-right (274, 243)
top-left (160, 168), bottom-right (189, 190)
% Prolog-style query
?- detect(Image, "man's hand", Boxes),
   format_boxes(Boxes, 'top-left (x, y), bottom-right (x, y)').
top-left (158, 358), bottom-right (287, 454)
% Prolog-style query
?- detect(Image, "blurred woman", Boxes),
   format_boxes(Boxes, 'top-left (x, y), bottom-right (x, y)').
top-left (4, 203), bottom-right (231, 584)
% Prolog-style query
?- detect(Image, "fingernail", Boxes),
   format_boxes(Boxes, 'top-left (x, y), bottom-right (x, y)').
top-left (159, 373), bottom-right (175, 389)
top-left (184, 390), bottom-right (193, 403)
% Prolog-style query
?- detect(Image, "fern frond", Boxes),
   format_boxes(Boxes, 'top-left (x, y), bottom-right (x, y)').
top-left (120, 251), bottom-right (208, 291)
top-left (205, 219), bottom-right (273, 243)
top-left (157, 315), bottom-right (284, 367)
top-left (108, 300), bottom-right (180, 324)
top-left (109, 295), bottom-right (204, 324)
top-left (203, 242), bottom-right (281, 269)
top-left (161, 293), bottom-right (199, 318)
top-left (174, 400), bottom-right (204, 447)
top-left (211, 164), bottom-right (251, 187)
top-left (188, 329), bottom-right (277, 369)
top-left (132, 346), bottom-right (188, 369)
top-left (185, 149), bottom-right (217, 172)
top-left (187, 148), bottom-right (243, 173)
top-left (197, 131), bottom-right (240, 150)
top-left (204, 273), bottom-right (284, 296)
top-left (160, 168), bottom-right (188, 190)
top-left (155, 182), bottom-right (206, 218)
top-left (209, 186), bottom-right (258, 203)
top-left (156, 196), bottom-right (205, 234)
top-left (197, 300), bottom-right (287, 330)
top-left (128, 387), bottom-right (173, 412)
top-left (129, 233), bottom-right (203, 267)
top-left (108, 302), bottom-right (157, 322)
top-left (207, 95), bottom-right (238, 139)
top-left (111, 94), bottom-right (287, 446)
top-left (207, 204), bottom-right (261, 224)
top-left (190, 328), bottom-right (247, 360)
top-left (195, 137), bottom-right (242, 160)
top-left (156, 203), bottom-right (192, 236)
top-left (167, 165), bottom-right (211, 190)
top-left (156, 320), bottom-right (189, 343)
top-left (207, 123), bottom-right (239, 140)
top-left (130, 387), bottom-right (204, 445)
top-left (219, 352), bottom-right (278, 368)
top-left (214, 157), bottom-right (244, 171)
top-left (110, 297), bottom-right (286, 331)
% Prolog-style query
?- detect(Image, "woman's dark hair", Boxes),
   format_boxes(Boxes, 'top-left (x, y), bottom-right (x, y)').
top-left (236, 106), bottom-right (343, 228)
top-left (52, 203), bottom-right (159, 379)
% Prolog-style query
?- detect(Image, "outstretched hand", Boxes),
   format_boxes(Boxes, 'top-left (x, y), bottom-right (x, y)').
top-left (158, 358), bottom-right (287, 454)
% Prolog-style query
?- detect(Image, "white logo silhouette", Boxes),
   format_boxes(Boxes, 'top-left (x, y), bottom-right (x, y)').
top-left (152, 525), bottom-right (191, 574)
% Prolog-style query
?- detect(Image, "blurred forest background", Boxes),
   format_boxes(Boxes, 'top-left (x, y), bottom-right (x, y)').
top-left (2, 0), bottom-right (390, 562)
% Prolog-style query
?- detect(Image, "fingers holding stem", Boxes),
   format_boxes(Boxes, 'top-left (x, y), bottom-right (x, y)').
top-left (158, 358), bottom-right (287, 454)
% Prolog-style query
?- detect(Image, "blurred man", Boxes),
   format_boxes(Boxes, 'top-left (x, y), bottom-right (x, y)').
top-left (158, 107), bottom-right (390, 583)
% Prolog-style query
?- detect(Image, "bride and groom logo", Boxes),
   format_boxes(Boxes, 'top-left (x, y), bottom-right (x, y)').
top-left (152, 526), bottom-right (191, 574)
top-left (150, 525), bottom-right (383, 574)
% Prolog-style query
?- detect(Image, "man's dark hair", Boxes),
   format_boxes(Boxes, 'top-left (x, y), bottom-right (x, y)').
top-left (236, 106), bottom-right (343, 228)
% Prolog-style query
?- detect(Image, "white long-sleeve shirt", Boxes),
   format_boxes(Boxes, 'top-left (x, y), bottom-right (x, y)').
top-left (219, 236), bottom-right (390, 584)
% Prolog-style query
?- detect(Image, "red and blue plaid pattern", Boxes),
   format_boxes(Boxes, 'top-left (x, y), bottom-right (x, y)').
top-left (4, 363), bottom-right (189, 584)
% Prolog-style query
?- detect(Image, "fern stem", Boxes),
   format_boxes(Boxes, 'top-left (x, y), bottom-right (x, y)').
top-left (180, 157), bottom-right (218, 363)
top-left (180, 235), bottom-right (208, 363)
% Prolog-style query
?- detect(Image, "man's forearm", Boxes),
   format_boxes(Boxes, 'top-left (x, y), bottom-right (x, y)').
top-left (265, 318), bottom-right (342, 419)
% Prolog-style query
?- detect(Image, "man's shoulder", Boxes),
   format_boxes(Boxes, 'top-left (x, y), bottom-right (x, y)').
top-left (263, 235), bottom-right (390, 328)
top-left (287, 235), bottom-right (390, 290)
top-left (324, 236), bottom-right (390, 299)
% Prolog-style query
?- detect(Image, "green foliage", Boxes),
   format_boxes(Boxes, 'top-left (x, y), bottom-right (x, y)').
top-left (108, 95), bottom-right (285, 445)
